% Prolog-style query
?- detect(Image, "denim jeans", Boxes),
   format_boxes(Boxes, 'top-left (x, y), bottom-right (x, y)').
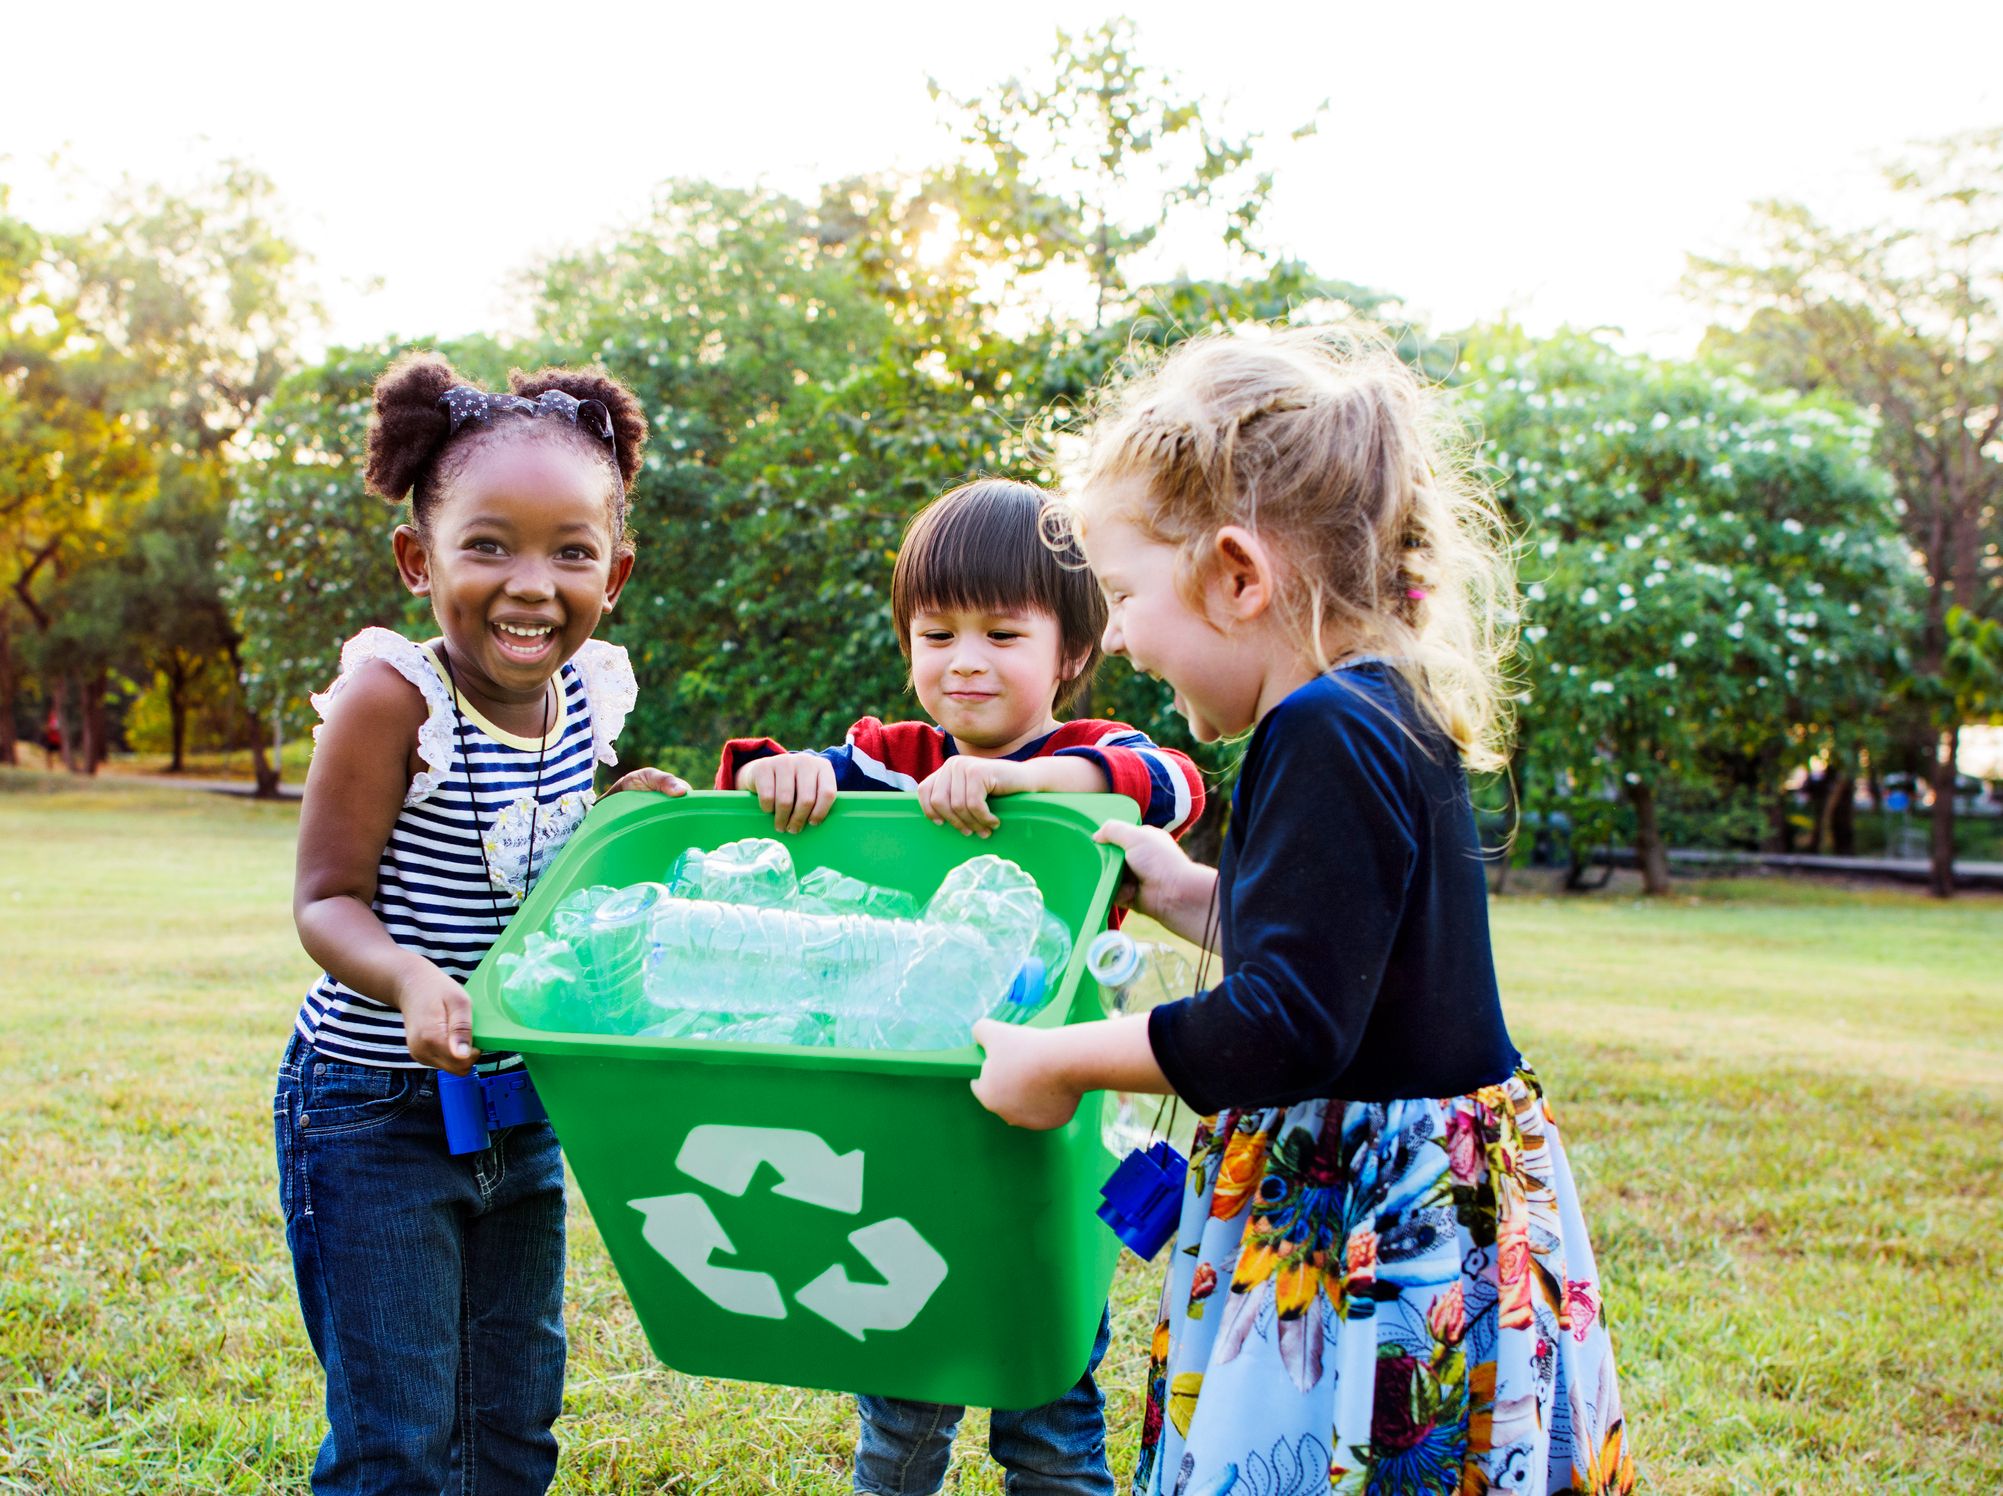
top-left (274, 1033), bottom-right (566, 1496)
top-left (852, 1307), bottom-right (1114, 1495)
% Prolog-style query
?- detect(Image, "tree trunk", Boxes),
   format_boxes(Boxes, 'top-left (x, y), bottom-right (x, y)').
top-left (167, 660), bottom-right (189, 773)
top-left (82, 668), bottom-right (110, 775)
top-left (1765, 789), bottom-right (1794, 854)
top-left (249, 723), bottom-right (281, 798)
top-left (1830, 774), bottom-right (1856, 857)
top-left (1928, 724), bottom-right (1958, 899)
top-left (0, 611), bottom-right (16, 767)
top-left (223, 637), bottom-right (283, 797)
top-left (55, 674), bottom-right (80, 773)
top-left (1812, 763), bottom-right (1854, 858)
top-left (1627, 779), bottom-right (1671, 895)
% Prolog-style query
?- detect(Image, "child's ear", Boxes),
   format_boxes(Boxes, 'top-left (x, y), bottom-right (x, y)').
top-left (1211, 525), bottom-right (1274, 623)
top-left (602, 549), bottom-right (636, 611)
top-left (392, 525), bottom-right (432, 597)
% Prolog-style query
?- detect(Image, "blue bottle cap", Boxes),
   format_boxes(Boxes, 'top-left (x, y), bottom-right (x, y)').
top-left (1001, 958), bottom-right (1047, 1019)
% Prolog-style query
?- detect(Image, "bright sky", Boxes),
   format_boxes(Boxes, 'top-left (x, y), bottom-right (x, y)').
top-left (9, 0), bottom-right (1999, 357)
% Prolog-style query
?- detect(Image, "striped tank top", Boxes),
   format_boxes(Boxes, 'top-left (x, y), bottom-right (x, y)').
top-left (294, 627), bottom-right (637, 1069)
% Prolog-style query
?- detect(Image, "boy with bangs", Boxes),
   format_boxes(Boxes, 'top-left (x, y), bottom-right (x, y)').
top-left (715, 477), bottom-right (1204, 1495)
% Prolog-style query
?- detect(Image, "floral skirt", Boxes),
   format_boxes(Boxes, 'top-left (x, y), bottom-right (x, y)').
top-left (1133, 1068), bottom-right (1634, 1496)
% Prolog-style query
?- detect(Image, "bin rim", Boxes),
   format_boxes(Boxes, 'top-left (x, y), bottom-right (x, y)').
top-left (468, 788), bottom-right (1139, 1077)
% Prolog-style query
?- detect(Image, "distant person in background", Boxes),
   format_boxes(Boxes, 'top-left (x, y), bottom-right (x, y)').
top-left (42, 706), bottom-right (60, 770)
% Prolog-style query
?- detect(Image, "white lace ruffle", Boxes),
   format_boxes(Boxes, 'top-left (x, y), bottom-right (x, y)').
top-left (569, 639), bottom-right (637, 767)
top-left (308, 627), bottom-right (458, 807)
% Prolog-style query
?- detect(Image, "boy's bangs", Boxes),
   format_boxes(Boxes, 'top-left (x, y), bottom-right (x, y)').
top-left (893, 480), bottom-right (1098, 636)
top-left (900, 510), bottom-right (1073, 623)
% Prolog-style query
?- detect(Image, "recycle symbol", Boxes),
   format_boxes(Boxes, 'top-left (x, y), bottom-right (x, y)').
top-left (630, 1124), bottom-right (949, 1341)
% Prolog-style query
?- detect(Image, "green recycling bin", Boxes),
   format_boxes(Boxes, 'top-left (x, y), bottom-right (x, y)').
top-left (468, 789), bottom-right (1137, 1409)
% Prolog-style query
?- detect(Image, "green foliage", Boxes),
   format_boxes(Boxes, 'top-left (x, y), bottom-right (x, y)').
top-left (1690, 127), bottom-right (2003, 697)
top-left (930, 17), bottom-right (1307, 325)
top-left (530, 182), bottom-right (1034, 761)
top-left (1462, 326), bottom-right (1922, 857)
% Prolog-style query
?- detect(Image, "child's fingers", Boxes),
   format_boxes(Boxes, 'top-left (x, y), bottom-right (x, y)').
top-left (807, 766), bottom-right (837, 826)
top-left (783, 768), bottom-right (817, 834)
top-left (771, 770), bottom-right (801, 832)
top-left (1093, 820), bottom-right (1145, 849)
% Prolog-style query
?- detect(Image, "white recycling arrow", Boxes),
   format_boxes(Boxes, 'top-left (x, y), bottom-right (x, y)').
top-left (795, 1218), bottom-right (949, 1341)
top-left (630, 1194), bottom-right (787, 1320)
top-left (675, 1124), bottom-right (865, 1214)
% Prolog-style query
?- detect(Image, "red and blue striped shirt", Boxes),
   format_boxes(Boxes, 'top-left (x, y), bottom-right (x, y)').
top-left (717, 716), bottom-right (1205, 837)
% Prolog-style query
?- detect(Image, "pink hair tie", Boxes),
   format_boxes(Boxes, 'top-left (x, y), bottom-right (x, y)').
top-left (1405, 588), bottom-right (1427, 601)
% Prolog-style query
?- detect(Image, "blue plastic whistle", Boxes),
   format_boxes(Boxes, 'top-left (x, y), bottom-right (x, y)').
top-left (438, 1068), bottom-right (548, 1155)
top-left (1097, 1139), bottom-right (1186, 1259)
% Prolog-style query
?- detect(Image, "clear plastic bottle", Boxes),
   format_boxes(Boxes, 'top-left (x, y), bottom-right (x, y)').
top-left (666, 838), bottom-right (799, 907)
top-left (624, 851), bottom-right (1057, 1052)
top-left (572, 881), bottom-right (668, 1032)
top-left (1086, 930), bottom-right (1198, 1015)
top-left (643, 900), bottom-right (931, 1026)
top-left (1086, 930), bottom-right (1200, 1153)
top-left (496, 932), bottom-right (588, 1032)
top-left (795, 865), bottom-right (922, 921)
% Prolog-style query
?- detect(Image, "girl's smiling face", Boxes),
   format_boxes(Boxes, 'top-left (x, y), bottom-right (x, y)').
top-left (393, 434), bottom-right (632, 715)
top-left (1077, 481), bottom-right (1289, 743)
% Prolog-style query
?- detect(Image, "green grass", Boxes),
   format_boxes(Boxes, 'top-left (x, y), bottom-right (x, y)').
top-left (1, 773), bottom-right (1999, 1493)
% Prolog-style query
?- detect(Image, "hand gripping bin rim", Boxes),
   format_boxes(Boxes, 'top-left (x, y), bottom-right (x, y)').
top-left (465, 789), bottom-right (1139, 1407)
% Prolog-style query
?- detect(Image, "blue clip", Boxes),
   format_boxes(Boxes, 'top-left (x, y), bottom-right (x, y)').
top-left (438, 1068), bottom-right (549, 1155)
top-left (1097, 1139), bottom-right (1186, 1259)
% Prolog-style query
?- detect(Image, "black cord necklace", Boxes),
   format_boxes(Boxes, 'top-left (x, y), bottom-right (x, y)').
top-left (437, 645), bottom-right (553, 931)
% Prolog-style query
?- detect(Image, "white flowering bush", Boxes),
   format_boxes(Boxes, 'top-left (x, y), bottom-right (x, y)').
top-left (1462, 328), bottom-right (1922, 884)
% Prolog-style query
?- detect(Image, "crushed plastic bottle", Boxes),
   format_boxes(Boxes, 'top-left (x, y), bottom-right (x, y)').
top-left (796, 865), bottom-right (922, 921)
top-left (570, 882), bottom-right (668, 1031)
top-left (1032, 911), bottom-right (1074, 999)
top-left (496, 932), bottom-right (588, 1031)
top-left (667, 837), bottom-right (798, 907)
top-left (1086, 931), bottom-right (1200, 1153)
top-left (642, 900), bottom-right (932, 1030)
top-left (548, 885), bottom-right (619, 945)
top-left (514, 845), bottom-right (1067, 1050)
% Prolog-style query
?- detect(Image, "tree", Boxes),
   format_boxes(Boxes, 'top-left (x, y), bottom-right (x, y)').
top-left (1464, 327), bottom-right (1921, 893)
top-left (1690, 127), bottom-right (2003, 895)
top-left (532, 182), bottom-right (1021, 762)
top-left (43, 164), bottom-right (316, 787)
top-left (930, 16), bottom-right (1311, 329)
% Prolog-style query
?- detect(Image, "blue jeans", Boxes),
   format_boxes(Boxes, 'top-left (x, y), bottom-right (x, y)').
top-left (852, 1308), bottom-right (1114, 1495)
top-left (274, 1034), bottom-right (567, 1496)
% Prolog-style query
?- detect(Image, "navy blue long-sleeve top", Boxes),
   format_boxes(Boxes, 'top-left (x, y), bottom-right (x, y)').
top-left (1148, 663), bottom-right (1521, 1112)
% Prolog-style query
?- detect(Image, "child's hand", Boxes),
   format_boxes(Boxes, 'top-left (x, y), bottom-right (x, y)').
top-left (969, 1019), bottom-right (1083, 1130)
top-left (1094, 821), bottom-right (1217, 941)
top-left (738, 752), bottom-right (837, 833)
top-left (604, 767), bottom-right (691, 797)
top-left (918, 756), bottom-right (1026, 838)
top-left (395, 960), bottom-right (479, 1076)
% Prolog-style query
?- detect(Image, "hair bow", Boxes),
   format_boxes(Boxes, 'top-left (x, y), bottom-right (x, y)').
top-left (436, 386), bottom-right (621, 499)
top-left (438, 387), bottom-right (616, 446)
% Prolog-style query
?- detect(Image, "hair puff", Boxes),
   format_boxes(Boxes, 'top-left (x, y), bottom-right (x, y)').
top-left (364, 351), bottom-right (465, 502)
top-left (508, 365), bottom-right (648, 490)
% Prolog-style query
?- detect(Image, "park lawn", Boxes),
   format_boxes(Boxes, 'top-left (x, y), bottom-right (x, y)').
top-left (1, 773), bottom-right (1999, 1495)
